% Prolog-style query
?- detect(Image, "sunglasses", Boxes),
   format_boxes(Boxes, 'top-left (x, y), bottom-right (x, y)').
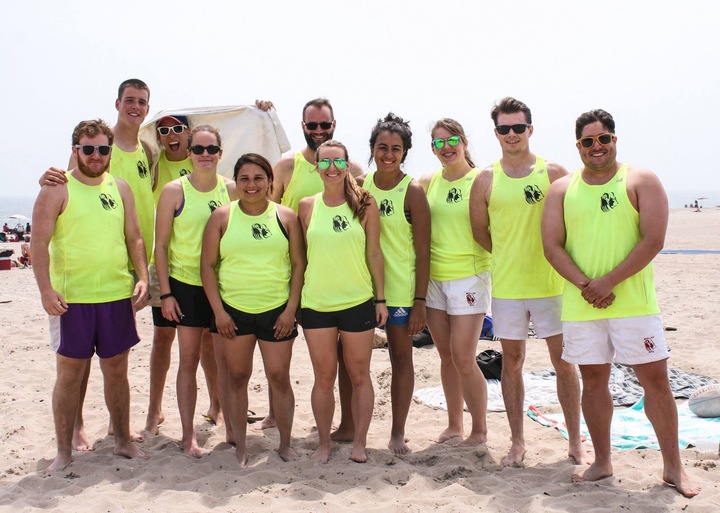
top-left (496, 124), bottom-right (530, 135)
top-left (75, 144), bottom-right (111, 156)
top-left (317, 158), bottom-right (348, 171)
top-left (190, 144), bottom-right (221, 155)
top-left (157, 124), bottom-right (187, 136)
top-left (432, 136), bottom-right (461, 149)
top-left (304, 121), bottom-right (333, 130)
top-left (577, 133), bottom-right (614, 148)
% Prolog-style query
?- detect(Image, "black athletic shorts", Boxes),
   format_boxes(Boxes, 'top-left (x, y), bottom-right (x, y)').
top-left (169, 276), bottom-right (212, 328)
top-left (209, 301), bottom-right (297, 342)
top-left (301, 298), bottom-right (375, 332)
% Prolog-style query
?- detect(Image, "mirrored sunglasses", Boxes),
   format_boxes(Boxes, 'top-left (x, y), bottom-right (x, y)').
top-left (317, 158), bottom-right (348, 171)
top-left (432, 136), bottom-right (461, 149)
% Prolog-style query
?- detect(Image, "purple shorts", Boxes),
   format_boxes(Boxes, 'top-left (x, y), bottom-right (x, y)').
top-left (49, 299), bottom-right (140, 359)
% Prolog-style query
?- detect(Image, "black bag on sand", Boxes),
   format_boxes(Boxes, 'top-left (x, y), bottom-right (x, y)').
top-left (476, 349), bottom-right (503, 380)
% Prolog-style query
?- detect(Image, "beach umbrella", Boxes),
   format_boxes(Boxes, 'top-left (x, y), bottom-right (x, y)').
top-left (9, 214), bottom-right (29, 221)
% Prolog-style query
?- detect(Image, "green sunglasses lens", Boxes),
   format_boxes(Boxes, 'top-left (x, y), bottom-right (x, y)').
top-left (432, 138), bottom-right (445, 149)
top-left (318, 158), bottom-right (331, 170)
top-left (447, 136), bottom-right (460, 147)
top-left (333, 158), bottom-right (348, 170)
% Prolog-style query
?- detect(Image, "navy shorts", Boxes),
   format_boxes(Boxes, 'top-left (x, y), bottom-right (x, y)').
top-left (301, 299), bottom-right (375, 332)
top-left (170, 276), bottom-right (212, 328)
top-left (210, 301), bottom-right (297, 342)
top-left (49, 298), bottom-right (139, 359)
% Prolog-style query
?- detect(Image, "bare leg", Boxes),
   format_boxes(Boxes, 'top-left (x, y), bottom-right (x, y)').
top-left (572, 364), bottom-right (614, 483)
top-left (48, 355), bottom-right (88, 472)
top-left (176, 326), bottom-right (204, 458)
top-left (331, 341), bottom-right (355, 442)
top-left (304, 327), bottom-right (340, 463)
top-left (72, 360), bottom-right (93, 451)
top-left (500, 338), bottom-right (526, 466)
top-left (340, 329), bottom-right (375, 463)
top-left (200, 329), bottom-right (223, 426)
top-left (546, 334), bottom-right (591, 465)
top-left (99, 351), bottom-right (147, 461)
top-left (426, 307), bottom-right (464, 442)
top-left (386, 324), bottom-right (414, 455)
top-left (144, 325), bottom-right (175, 434)
top-left (258, 339), bottom-right (298, 461)
top-left (633, 360), bottom-right (701, 498)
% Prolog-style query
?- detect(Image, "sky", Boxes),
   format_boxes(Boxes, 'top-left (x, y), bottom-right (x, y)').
top-left (1, 0), bottom-right (718, 202)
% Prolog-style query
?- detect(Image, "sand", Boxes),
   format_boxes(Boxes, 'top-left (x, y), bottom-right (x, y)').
top-left (0, 208), bottom-right (718, 512)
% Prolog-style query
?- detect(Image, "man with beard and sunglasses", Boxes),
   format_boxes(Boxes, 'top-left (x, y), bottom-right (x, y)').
top-left (542, 109), bottom-right (700, 497)
top-left (470, 97), bottom-right (588, 468)
top-left (31, 119), bottom-right (149, 472)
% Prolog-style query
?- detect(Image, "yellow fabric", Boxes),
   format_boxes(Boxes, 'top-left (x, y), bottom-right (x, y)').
top-left (561, 164), bottom-right (659, 320)
top-left (426, 168), bottom-right (490, 280)
top-left (110, 141), bottom-right (154, 263)
top-left (281, 152), bottom-right (322, 213)
top-left (153, 151), bottom-right (192, 207)
top-left (218, 201), bottom-right (290, 313)
top-left (302, 194), bottom-right (373, 311)
top-left (169, 175), bottom-right (230, 286)
top-left (488, 157), bottom-right (563, 299)
top-left (364, 172), bottom-right (415, 307)
top-left (50, 173), bottom-right (134, 303)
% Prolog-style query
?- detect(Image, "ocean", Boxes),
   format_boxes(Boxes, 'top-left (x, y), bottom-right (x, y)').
top-left (1, 190), bottom-right (718, 231)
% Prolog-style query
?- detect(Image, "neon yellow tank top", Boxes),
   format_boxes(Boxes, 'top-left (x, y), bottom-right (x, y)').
top-left (153, 151), bottom-right (192, 207)
top-left (561, 164), bottom-right (659, 320)
top-left (110, 141), bottom-right (154, 263)
top-left (302, 194), bottom-right (373, 311)
top-left (281, 152), bottom-right (323, 213)
top-left (50, 173), bottom-right (134, 303)
top-left (488, 157), bottom-right (563, 299)
top-left (364, 172), bottom-right (415, 307)
top-left (218, 201), bottom-right (290, 313)
top-left (169, 175), bottom-right (230, 286)
top-left (426, 168), bottom-right (490, 280)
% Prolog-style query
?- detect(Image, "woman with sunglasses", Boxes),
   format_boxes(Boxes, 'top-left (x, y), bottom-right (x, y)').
top-left (298, 140), bottom-right (387, 463)
top-left (419, 119), bottom-right (491, 447)
top-left (355, 113), bottom-right (430, 455)
top-left (154, 125), bottom-right (237, 458)
top-left (200, 153), bottom-right (305, 467)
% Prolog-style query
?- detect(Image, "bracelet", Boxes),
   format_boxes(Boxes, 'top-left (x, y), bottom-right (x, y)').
top-left (414, 297), bottom-right (426, 302)
top-left (374, 299), bottom-right (386, 304)
top-left (159, 293), bottom-right (174, 300)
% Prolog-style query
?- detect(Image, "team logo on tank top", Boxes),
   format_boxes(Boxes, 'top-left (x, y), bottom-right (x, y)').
top-left (252, 223), bottom-right (272, 240)
top-left (332, 215), bottom-right (351, 232)
top-left (600, 192), bottom-right (618, 212)
top-left (446, 188), bottom-right (462, 203)
top-left (99, 193), bottom-right (118, 210)
top-left (208, 200), bottom-right (222, 212)
top-left (379, 199), bottom-right (395, 216)
top-left (179, 168), bottom-right (191, 176)
top-left (137, 160), bottom-right (148, 178)
top-left (523, 185), bottom-right (544, 204)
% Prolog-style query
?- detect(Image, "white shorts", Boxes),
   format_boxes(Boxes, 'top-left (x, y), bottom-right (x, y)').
top-left (492, 296), bottom-right (562, 340)
top-left (427, 272), bottom-right (491, 315)
top-left (562, 314), bottom-right (669, 365)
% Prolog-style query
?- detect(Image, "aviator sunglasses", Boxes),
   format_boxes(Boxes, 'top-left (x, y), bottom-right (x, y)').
top-left (304, 121), bottom-right (333, 130)
top-left (432, 136), bottom-right (461, 149)
top-left (577, 133), bottom-right (614, 148)
top-left (157, 124), bottom-right (187, 136)
top-left (75, 144), bottom-right (111, 156)
top-left (496, 124), bottom-right (530, 135)
top-left (190, 144), bottom-right (221, 155)
top-left (317, 158), bottom-right (348, 170)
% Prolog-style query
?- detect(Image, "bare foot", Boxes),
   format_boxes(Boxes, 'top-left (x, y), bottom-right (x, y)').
top-left (204, 407), bottom-right (223, 426)
top-left (182, 439), bottom-right (205, 459)
top-left (312, 444), bottom-right (331, 463)
top-left (572, 461), bottom-right (613, 483)
top-left (436, 427), bottom-right (463, 443)
top-left (331, 426), bottom-right (354, 443)
top-left (253, 415), bottom-right (277, 431)
top-left (501, 442), bottom-right (526, 467)
top-left (278, 446), bottom-right (299, 462)
top-left (114, 442), bottom-right (149, 460)
top-left (46, 453), bottom-right (73, 472)
top-left (568, 445), bottom-right (594, 466)
top-left (663, 469), bottom-right (701, 498)
top-left (73, 426), bottom-right (93, 452)
top-left (108, 423), bottom-right (144, 443)
top-left (459, 433), bottom-right (487, 447)
top-left (235, 446), bottom-right (249, 468)
top-left (350, 444), bottom-right (368, 463)
top-left (388, 433), bottom-right (411, 455)
top-left (143, 411), bottom-right (165, 435)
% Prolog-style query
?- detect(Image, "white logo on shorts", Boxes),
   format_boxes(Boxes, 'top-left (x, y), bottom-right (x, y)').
top-left (393, 308), bottom-right (407, 318)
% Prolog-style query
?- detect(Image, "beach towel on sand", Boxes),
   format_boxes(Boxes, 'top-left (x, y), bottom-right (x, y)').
top-left (140, 105), bottom-right (291, 179)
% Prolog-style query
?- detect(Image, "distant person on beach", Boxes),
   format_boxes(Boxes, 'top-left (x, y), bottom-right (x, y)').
top-left (542, 109), bottom-right (701, 497)
top-left (2, 223), bottom-right (9, 233)
top-left (418, 119), bottom-right (489, 447)
top-left (31, 119), bottom-right (149, 472)
top-left (470, 97), bottom-right (587, 467)
top-left (19, 235), bottom-right (31, 268)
